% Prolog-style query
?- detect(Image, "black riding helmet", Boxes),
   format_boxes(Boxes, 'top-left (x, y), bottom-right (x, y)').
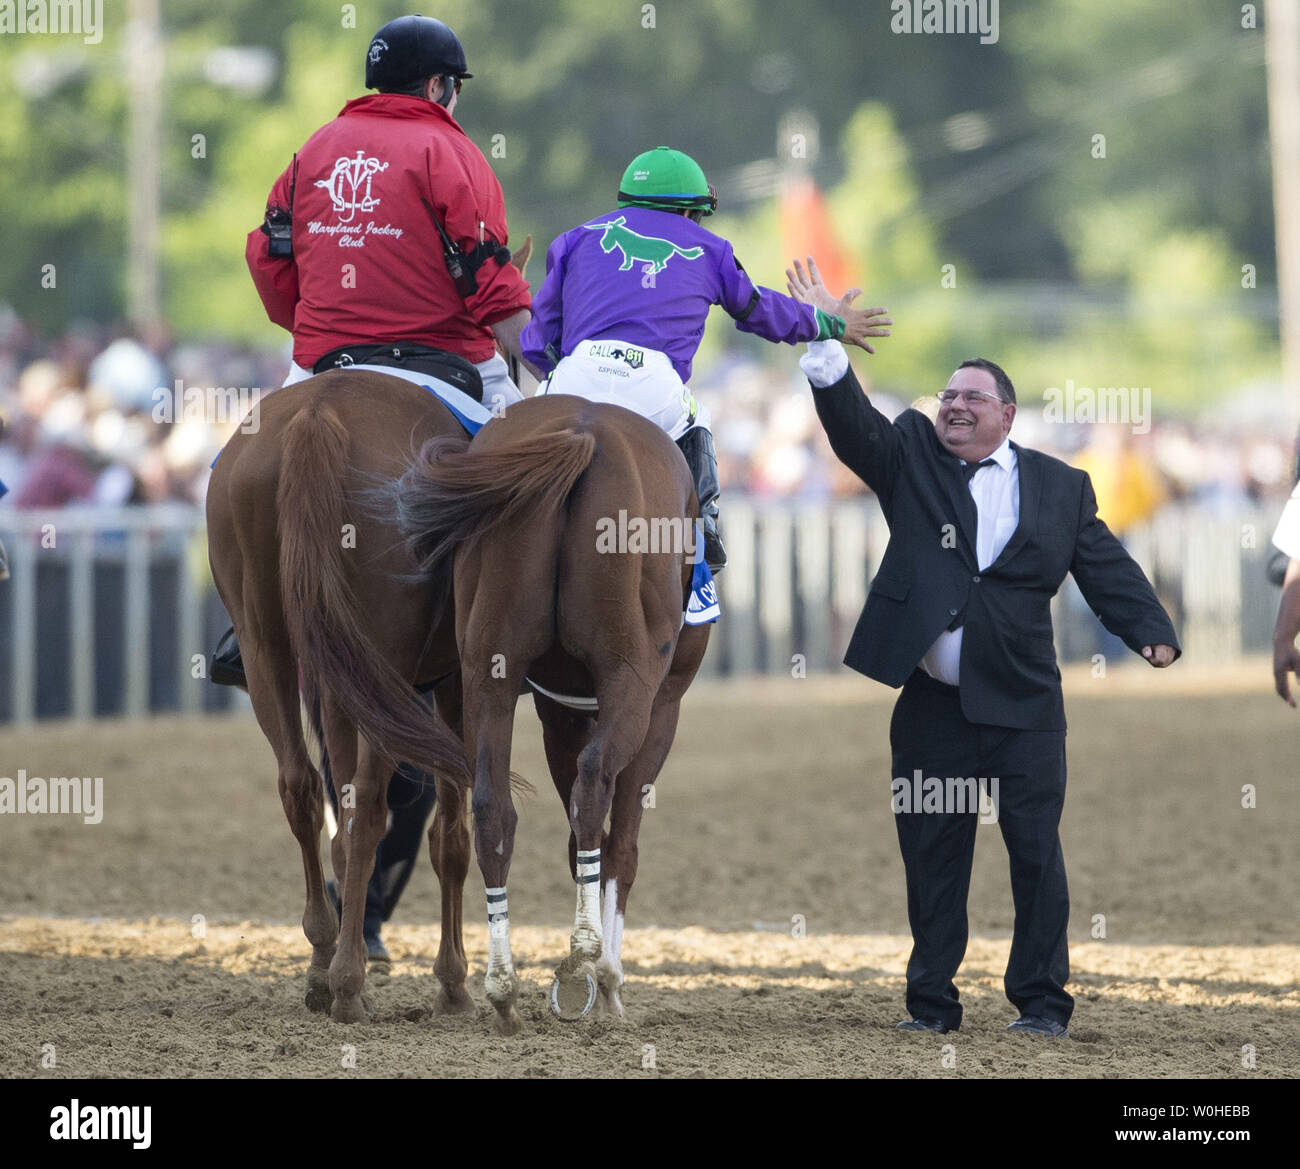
top-left (365, 14), bottom-right (472, 91)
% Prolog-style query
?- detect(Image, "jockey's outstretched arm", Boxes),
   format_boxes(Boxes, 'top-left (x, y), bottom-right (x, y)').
top-left (716, 247), bottom-right (847, 348)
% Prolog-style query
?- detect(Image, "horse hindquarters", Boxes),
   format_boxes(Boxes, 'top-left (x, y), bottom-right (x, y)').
top-left (427, 673), bottom-right (475, 1016)
top-left (458, 536), bottom-right (563, 1036)
top-left (548, 624), bottom-right (711, 1018)
top-left (546, 460), bottom-right (696, 1008)
top-left (208, 439), bottom-right (339, 1015)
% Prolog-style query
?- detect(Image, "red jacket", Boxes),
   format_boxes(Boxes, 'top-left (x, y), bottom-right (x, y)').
top-left (246, 94), bottom-right (530, 369)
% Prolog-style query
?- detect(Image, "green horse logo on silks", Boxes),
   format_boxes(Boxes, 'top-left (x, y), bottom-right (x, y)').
top-left (584, 216), bottom-right (705, 273)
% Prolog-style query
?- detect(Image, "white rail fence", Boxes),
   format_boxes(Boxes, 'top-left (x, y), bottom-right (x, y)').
top-left (0, 500), bottom-right (1282, 724)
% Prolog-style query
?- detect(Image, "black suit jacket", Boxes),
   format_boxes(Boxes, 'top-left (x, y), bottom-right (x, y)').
top-left (811, 366), bottom-right (1181, 730)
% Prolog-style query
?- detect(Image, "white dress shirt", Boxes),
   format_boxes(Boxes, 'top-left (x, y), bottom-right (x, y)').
top-left (1272, 479), bottom-right (1300, 560)
top-left (920, 439), bottom-right (1019, 685)
top-left (797, 341), bottom-right (1022, 687)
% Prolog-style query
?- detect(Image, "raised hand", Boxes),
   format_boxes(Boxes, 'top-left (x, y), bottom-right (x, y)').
top-left (786, 256), bottom-right (850, 314)
top-left (840, 302), bottom-right (894, 355)
top-left (786, 256), bottom-right (892, 354)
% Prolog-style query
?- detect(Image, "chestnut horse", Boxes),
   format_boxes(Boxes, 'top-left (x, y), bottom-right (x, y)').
top-left (206, 370), bottom-right (478, 1023)
top-left (393, 395), bottom-right (711, 1034)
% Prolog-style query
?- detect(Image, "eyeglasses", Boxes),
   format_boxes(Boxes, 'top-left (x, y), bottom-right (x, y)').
top-left (936, 389), bottom-right (1005, 407)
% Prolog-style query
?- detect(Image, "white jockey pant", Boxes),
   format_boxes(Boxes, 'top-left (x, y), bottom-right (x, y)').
top-left (536, 340), bottom-right (712, 440)
top-left (282, 351), bottom-right (524, 408)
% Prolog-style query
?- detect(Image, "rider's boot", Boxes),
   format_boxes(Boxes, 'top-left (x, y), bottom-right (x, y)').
top-left (210, 626), bottom-right (246, 688)
top-left (676, 426), bottom-right (726, 573)
top-left (325, 875), bottom-right (390, 966)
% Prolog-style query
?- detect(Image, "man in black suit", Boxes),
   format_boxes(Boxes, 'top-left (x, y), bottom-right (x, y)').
top-left (787, 260), bottom-right (1179, 1038)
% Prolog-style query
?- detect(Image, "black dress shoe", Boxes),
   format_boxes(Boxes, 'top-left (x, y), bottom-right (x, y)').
top-left (896, 1016), bottom-right (952, 1034)
top-left (1007, 1014), bottom-right (1069, 1037)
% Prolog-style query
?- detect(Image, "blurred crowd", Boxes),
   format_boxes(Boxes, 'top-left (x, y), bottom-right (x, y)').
top-left (0, 308), bottom-right (283, 512)
top-left (1, 308), bottom-right (1296, 529)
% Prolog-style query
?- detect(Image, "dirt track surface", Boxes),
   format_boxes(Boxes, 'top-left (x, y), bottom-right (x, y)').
top-left (2, 662), bottom-right (1297, 1078)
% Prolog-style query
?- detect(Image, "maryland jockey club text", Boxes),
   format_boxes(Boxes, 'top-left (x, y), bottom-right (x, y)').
top-left (595, 509), bottom-right (702, 558)
top-left (0, 0), bottom-right (103, 45)
top-left (306, 219), bottom-right (406, 246)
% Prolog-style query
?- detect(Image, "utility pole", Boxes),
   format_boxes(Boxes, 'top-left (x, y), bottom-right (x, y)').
top-left (126, 0), bottom-right (163, 329)
top-left (1267, 0), bottom-right (1300, 398)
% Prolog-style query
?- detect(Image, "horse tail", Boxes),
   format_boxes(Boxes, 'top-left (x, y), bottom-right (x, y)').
top-left (395, 427), bottom-right (597, 583)
top-left (277, 401), bottom-right (471, 787)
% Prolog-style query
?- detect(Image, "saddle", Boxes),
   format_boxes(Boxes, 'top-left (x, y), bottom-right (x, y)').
top-left (313, 342), bottom-right (484, 402)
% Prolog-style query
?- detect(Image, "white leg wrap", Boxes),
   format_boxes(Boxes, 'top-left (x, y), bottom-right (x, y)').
top-left (598, 877), bottom-right (625, 986)
top-left (573, 850), bottom-right (602, 959)
top-left (485, 886), bottom-right (514, 993)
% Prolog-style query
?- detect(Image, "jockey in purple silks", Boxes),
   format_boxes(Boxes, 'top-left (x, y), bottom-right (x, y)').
top-left (520, 145), bottom-right (887, 570)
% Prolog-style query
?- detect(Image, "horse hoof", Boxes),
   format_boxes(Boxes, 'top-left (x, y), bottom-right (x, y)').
top-left (434, 986), bottom-right (476, 1016)
top-left (330, 995), bottom-right (368, 1024)
top-left (305, 966), bottom-right (333, 1013)
top-left (484, 969), bottom-right (517, 1007)
top-left (492, 1006), bottom-right (523, 1037)
top-left (550, 965), bottom-right (598, 1021)
top-left (595, 969), bottom-right (625, 1019)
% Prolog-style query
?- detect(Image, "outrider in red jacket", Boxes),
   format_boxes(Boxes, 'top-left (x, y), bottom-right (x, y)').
top-left (246, 93), bottom-right (530, 370)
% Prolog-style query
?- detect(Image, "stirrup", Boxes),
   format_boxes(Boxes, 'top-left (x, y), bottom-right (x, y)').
top-left (701, 516), bottom-right (727, 573)
top-left (210, 626), bottom-right (246, 688)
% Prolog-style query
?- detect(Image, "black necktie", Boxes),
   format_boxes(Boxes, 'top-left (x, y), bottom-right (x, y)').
top-left (947, 460), bottom-right (996, 631)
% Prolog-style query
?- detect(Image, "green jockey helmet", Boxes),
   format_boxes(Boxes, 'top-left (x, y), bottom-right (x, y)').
top-left (617, 146), bottom-right (718, 216)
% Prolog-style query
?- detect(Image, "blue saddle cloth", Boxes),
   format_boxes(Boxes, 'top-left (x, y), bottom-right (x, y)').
top-left (421, 380), bottom-right (489, 435)
top-left (685, 550), bottom-right (720, 625)
top-left (211, 376), bottom-right (487, 471)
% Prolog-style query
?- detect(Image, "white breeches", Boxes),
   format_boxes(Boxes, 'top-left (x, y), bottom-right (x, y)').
top-left (536, 339), bottom-right (711, 440)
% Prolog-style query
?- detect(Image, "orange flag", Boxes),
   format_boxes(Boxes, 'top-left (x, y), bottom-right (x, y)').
top-left (779, 175), bottom-right (854, 299)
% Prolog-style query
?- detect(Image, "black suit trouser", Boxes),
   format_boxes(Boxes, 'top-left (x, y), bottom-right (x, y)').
top-left (889, 669), bottom-right (1073, 1029)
